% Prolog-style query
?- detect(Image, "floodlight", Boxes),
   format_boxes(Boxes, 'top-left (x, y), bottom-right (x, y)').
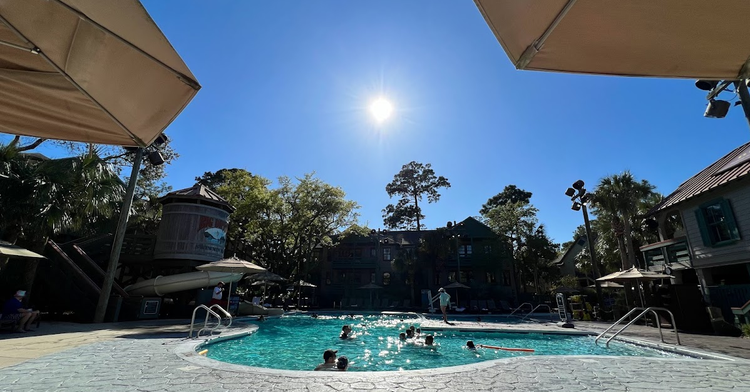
top-left (565, 188), bottom-right (575, 197)
top-left (704, 100), bottom-right (730, 118)
top-left (572, 180), bottom-right (585, 190)
top-left (571, 202), bottom-right (582, 211)
top-left (695, 80), bottom-right (718, 91)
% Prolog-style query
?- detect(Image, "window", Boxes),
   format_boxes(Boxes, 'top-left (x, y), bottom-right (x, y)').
top-left (382, 272), bottom-right (391, 286)
top-left (448, 272), bottom-right (456, 282)
top-left (502, 271), bottom-right (511, 286)
top-left (486, 272), bottom-right (496, 283)
top-left (383, 248), bottom-right (392, 261)
top-left (458, 245), bottom-right (472, 257)
top-left (695, 199), bottom-right (741, 247)
top-left (370, 248), bottom-right (377, 257)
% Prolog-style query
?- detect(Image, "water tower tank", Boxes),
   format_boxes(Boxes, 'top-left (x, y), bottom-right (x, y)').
top-left (153, 184), bottom-right (235, 261)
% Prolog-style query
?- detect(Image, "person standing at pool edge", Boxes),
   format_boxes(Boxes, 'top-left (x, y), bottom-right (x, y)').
top-left (438, 288), bottom-right (451, 323)
top-left (210, 282), bottom-right (225, 307)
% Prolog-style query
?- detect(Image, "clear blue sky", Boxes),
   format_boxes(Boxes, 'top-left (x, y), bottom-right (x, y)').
top-left (11, 1), bottom-right (750, 244)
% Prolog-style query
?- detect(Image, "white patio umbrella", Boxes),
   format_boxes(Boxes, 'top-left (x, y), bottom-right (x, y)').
top-left (197, 257), bottom-right (266, 312)
top-left (597, 267), bottom-right (673, 307)
top-left (0, 240), bottom-right (45, 259)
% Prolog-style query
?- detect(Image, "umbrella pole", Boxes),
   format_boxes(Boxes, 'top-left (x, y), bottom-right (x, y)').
top-left (94, 148), bottom-right (143, 323)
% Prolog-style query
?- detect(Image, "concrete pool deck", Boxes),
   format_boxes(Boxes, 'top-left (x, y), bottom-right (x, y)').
top-left (1, 318), bottom-right (749, 391)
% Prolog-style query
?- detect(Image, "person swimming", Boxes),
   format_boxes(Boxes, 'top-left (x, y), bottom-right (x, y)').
top-left (424, 335), bottom-right (434, 346)
top-left (466, 340), bottom-right (476, 349)
top-left (399, 332), bottom-right (406, 341)
top-left (340, 325), bottom-right (352, 339)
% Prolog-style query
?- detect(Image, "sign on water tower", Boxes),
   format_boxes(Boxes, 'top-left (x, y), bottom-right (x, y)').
top-left (153, 184), bottom-right (235, 262)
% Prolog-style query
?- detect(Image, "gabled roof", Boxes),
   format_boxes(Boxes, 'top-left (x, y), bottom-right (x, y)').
top-left (650, 141), bottom-right (750, 215)
top-left (159, 184), bottom-right (235, 212)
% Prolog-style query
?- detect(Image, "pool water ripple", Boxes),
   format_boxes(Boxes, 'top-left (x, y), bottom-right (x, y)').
top-left (202, 314), bottom-right (686, 371)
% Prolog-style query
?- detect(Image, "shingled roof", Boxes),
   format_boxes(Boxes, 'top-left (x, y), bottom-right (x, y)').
top-left (650, 141), bottom-right (750, 215)
top-left (159, 184), bottom-right (235, 212)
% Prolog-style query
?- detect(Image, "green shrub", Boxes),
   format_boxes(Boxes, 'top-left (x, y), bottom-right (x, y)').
top-left (742, 324), bottom-right (750, 338)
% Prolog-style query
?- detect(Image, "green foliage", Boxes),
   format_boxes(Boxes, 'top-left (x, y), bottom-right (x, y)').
top-left (483, 201), bottom-right (538, 252)
top-left (0, 142), bottom-right (124, 242)
top-left (339, 224), bottom-right (373, 241)
top-left (382, 161), bottom-right (450, 231)
top-left (560, 275), bottom-right (579, 288)
top-left (209, 170), bottom-right (360, 279)
top-left (742, 323), bottom-right (750, 338)
top-left (591, 171), bottom-right (657, 270)
top-left (480, 185), bottom-right (532, 215)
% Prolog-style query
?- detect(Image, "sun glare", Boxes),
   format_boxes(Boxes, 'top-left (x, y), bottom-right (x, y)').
top-left (370, 98), bottom-right (393, 123)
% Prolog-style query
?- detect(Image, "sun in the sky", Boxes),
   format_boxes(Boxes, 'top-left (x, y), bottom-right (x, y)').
top-left (369, 97), bottom-right (393, 123)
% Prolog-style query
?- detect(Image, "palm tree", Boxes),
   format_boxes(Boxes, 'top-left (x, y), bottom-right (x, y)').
top-left (0, 143), bottom-right (124, 288)
top-left (591, 172), bottom-right (656, 270)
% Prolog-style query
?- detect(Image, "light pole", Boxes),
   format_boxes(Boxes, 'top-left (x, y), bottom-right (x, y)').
top-left (565, 180), bottom-right (604, 317)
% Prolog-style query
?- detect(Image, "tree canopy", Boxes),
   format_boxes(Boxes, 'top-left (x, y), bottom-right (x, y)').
top-left (480, 185), bottom-right (532, 215)
top-left (208, 170), bottom-right (360, 280)
top-left (382, 161), bottom-right (450, 231)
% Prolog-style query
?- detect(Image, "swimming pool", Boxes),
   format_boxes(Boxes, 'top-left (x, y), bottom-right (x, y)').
top-left (201, 314), bottom-right (687, 371)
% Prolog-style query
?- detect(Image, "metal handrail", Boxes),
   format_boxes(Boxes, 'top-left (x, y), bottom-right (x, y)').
top-left (521, 304), bottom-right (555, 321)
top-left (509, 302), bottom-right (534, 317)
top-left (209, 304), bottom-right (233, 328)
top-left (595, 306), bottom-right (680, 347)
top-left (189, 305), bottom-right (228, 339)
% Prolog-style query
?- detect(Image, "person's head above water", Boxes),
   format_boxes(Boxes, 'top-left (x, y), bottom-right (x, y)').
top-left (399, 332), bottom-right (406, 340)
top-left (323, 349), bottom-right (337, 363)
top-left (336, 356), bottom-right (349, 370)
top-left (406, 329), bottom-right (414, 337)
top-left (425, 335), bottom-right (434, 345)
top-left (466, 340), bottom-right (475, 349)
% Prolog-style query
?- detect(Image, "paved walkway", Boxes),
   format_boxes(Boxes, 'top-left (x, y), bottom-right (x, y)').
top-left (1, 319), bottom-right (748, 391)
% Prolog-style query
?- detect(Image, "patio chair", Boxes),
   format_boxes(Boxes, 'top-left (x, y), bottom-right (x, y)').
top-left (0, 314), bottom-right (20, 332)
top-left (478, 300), bottom-right (489, 313)
top-left (486, 300), bottom-right (498, 313)
top-left (470, 300), bottom-right (479, 313)
top-left (390, 300), bottom-right (400, 309)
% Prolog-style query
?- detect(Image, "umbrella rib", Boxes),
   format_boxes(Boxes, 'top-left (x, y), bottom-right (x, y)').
top-left (51, 0), bottom-right (201, 91)
top-left (516, 0), bottom-right (578, 69)
top-left (0, 39), bottom-right (36, 53)
top-left (0, 14), bottom-right (147, 147)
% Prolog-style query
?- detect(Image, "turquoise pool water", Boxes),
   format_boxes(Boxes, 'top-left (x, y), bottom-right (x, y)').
top-left (202, 314), bottom-right (686, 372)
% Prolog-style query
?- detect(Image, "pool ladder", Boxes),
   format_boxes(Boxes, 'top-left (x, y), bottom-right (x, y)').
top-left (188, 304), bottom-right (233, 339)
top-left (595, 307), bottom-right (680, 347)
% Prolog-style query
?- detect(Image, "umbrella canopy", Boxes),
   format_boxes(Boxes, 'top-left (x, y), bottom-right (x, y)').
top-left (250, 280), bottom-right (279, 287)
top-left (474, 0), bottom-right (750, 79)
top-left (0, 0), bottom-right (200, 146)
top-left (589, 282), bottom-right (624, 289)
top-left (597, 267), bottom-right (674, 282)
top-left (196, 257), bottom-right (266, 274)
top-left (288, 280), bottom-right (317, 289)
top-left (245, 271), bottom-right (285, 283)
top-left (0, 241), bottom-right (45, 259)
top-left (443, 282), bottom-right (470, 289)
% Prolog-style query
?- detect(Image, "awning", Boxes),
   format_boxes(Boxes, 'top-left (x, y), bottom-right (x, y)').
top-left (474, 0), bottom-right (750, 79)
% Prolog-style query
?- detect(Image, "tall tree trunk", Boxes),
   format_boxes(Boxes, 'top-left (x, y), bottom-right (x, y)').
top-left (612, 219), bottom-right (629, 270)
top-left (622, 214), bottom-right (636, 269)
top-left (414, 195), bottom-right (420, 231)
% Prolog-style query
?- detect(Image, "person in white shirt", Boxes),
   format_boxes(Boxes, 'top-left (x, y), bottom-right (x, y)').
top-left (210, 281), bottom-right (225, 306)
top-left (438, 288), bottom-right (451, 324)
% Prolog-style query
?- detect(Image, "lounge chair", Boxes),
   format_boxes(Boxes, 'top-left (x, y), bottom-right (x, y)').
top-left (341, 298), bottom-right (350, 308)
top-left (401, 299), bottom-right (411, 309)
top-left (470, 300), bottom-right (479, 313)
top-left (390, 300), bottom-right (400, 309)
top-left (478, 300), bottom-right (489, 313)
top-left (486, 300), bottom-right (498, 313)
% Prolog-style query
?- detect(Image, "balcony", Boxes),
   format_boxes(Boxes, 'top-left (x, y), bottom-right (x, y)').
top-left (640, 236), bottom-right (691, 272)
